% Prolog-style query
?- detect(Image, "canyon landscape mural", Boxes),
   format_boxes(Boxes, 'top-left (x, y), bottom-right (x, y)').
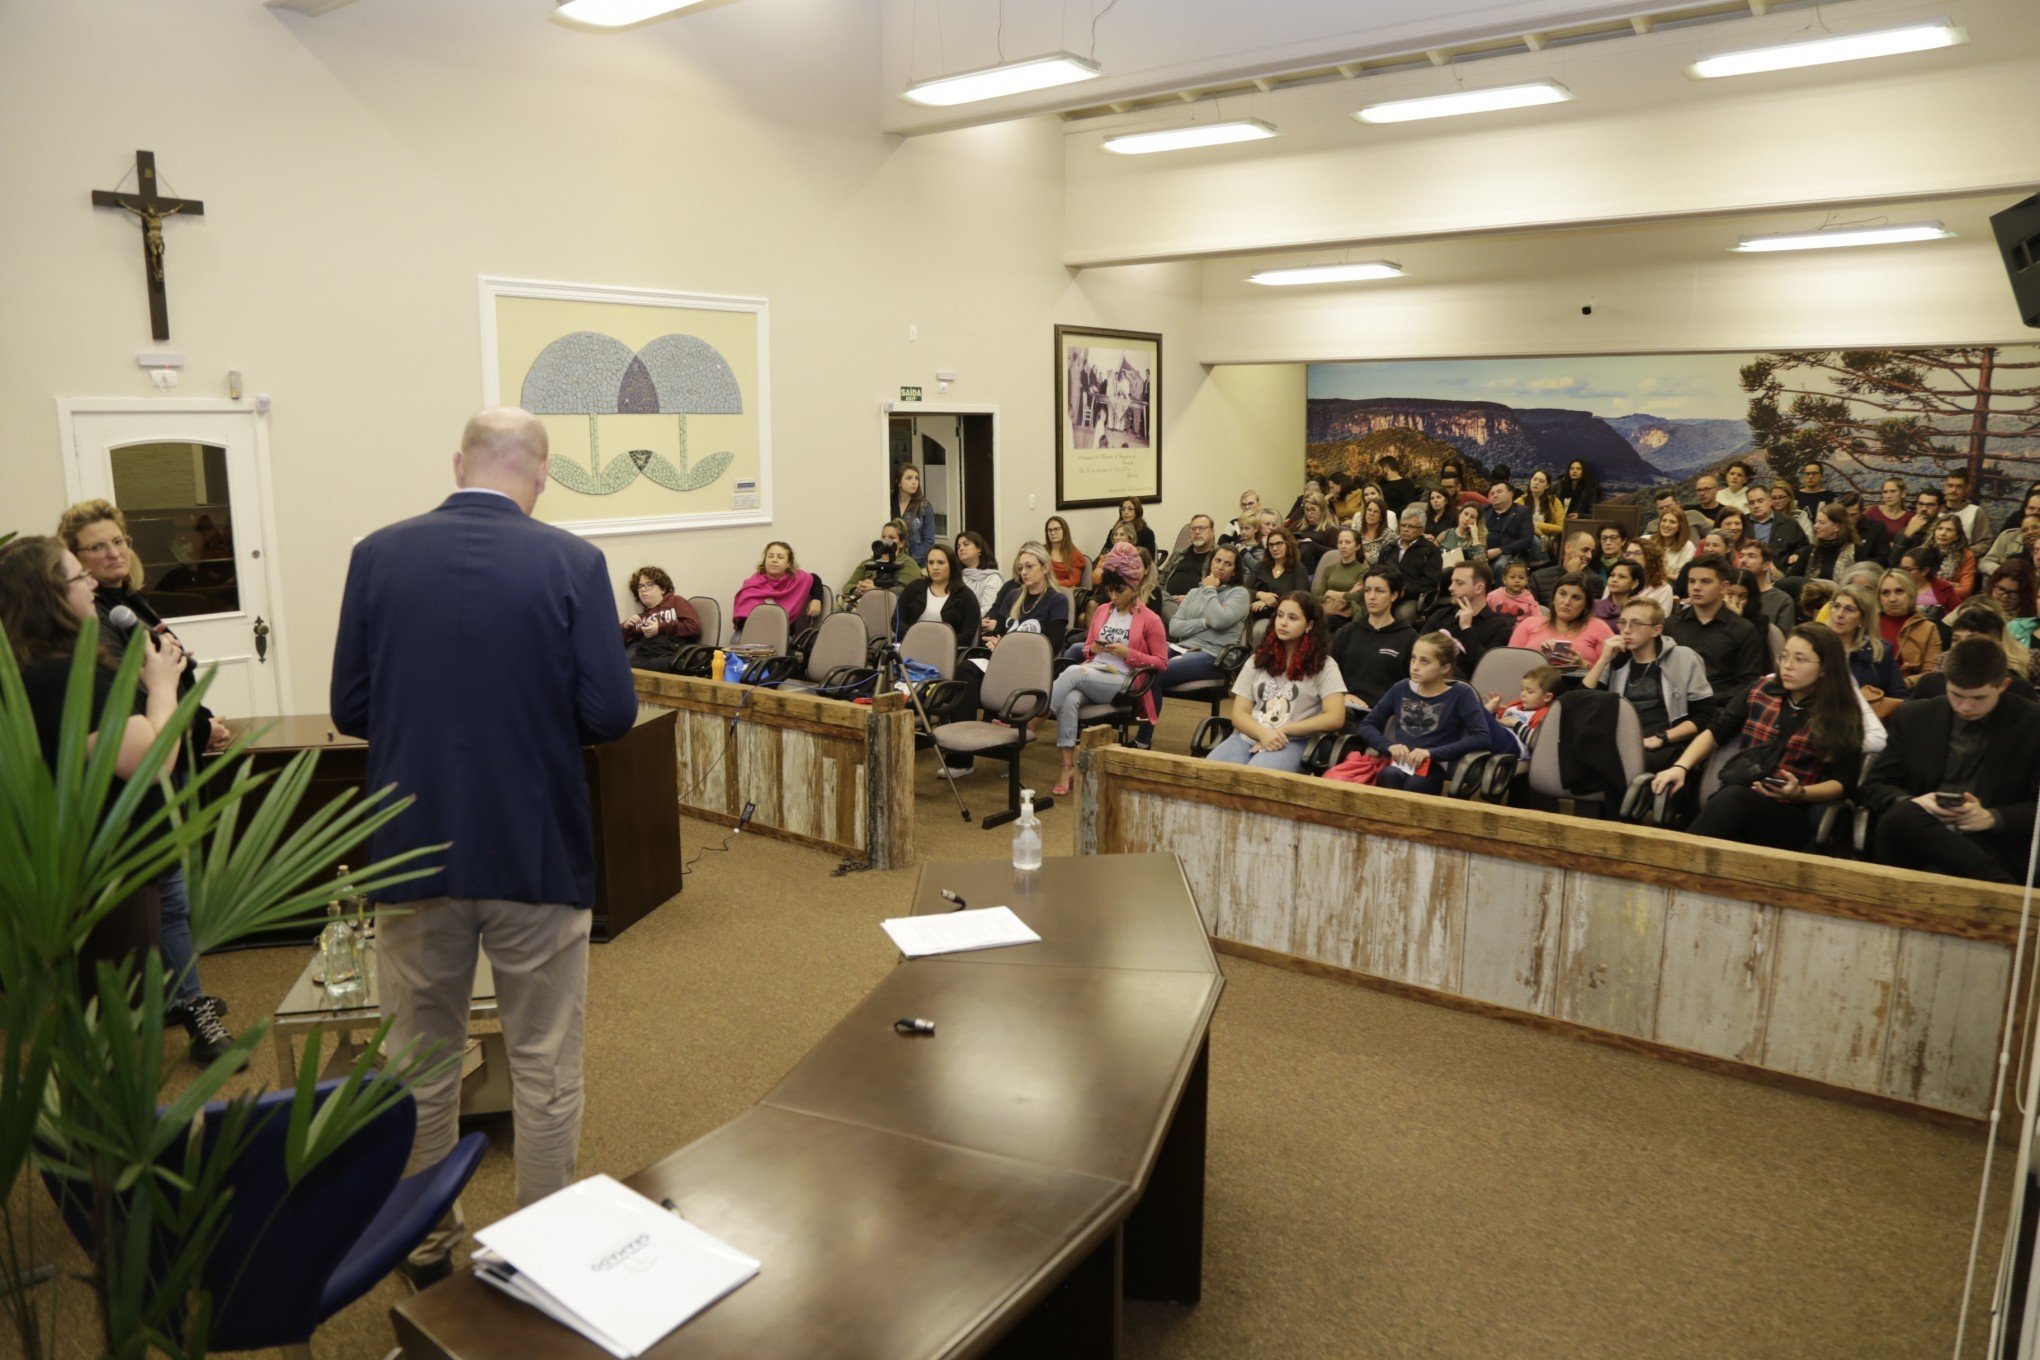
top-left (1306, 348), bottom-right (2040, 519)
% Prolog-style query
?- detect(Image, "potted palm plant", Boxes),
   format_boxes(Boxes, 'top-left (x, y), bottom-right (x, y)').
top-left (0, 615), bottom-right (451, 1360)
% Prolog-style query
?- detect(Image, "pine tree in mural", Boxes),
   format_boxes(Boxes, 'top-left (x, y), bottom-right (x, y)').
top-left (1741, 347), bottom-right (2040, 503)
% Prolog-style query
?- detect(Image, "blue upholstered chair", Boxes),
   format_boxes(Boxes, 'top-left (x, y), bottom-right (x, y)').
top-left (46, 1078), bottom-right (485, 1356)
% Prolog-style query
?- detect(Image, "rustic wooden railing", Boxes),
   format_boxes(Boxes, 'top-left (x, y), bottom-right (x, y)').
top-left (1074, 732), bottom-right (2028, 1125)
top-left (635, 672), bottom-right (914, 869)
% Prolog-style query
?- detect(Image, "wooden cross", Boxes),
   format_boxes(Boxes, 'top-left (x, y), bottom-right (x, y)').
top-left (91, 150), bottom-right (204, 341)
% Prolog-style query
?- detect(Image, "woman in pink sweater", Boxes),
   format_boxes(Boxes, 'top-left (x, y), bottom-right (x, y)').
top-left (1048, 543), bottom-right (1167, 795)
top-left (1508, 572), bottom-right (1613, 671)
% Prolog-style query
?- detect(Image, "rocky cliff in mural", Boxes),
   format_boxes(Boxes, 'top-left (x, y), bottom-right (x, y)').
top-left (1307, 397), bottom-right (1660, 485)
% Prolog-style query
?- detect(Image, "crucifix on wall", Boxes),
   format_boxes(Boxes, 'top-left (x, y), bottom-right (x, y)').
top-left (91, 150), bottom-right (205, 341)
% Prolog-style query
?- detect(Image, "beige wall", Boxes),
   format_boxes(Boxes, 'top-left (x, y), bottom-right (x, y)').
top-left (0, 0), bottom-right (1296, 712)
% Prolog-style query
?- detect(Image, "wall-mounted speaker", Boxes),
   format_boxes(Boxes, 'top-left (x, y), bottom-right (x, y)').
top-left (1991, 191), bottom-right (2040, 329)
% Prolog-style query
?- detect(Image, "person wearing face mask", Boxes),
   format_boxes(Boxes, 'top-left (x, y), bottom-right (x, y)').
top-left (1859, 638), bottom-right (2040, 882)
top-left (1048, 543), bottom-right (1167, 794)
top-left (1650, 625), bottom-right (1865, 849)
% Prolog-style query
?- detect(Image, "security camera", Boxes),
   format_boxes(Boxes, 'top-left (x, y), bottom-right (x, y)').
top-left (1580, 304), bottom-right (1594, 316)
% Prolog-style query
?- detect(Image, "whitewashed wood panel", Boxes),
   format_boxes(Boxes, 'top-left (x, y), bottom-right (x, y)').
top-left (682, 710), bottom-right (734, 816)
top-left (1762, 912), bottom-right (1901, 1092)
top-left (1209, 807), bottom-right (1302, 952)
top-left (1655, 892), bottom-right (1778, 1064)
top-left (1879, 931), bottom-right (2013, 1117)
top-left (1124, 793), bottom-right (1227, 933)
top-left (1557, 875), bottom-right (1668, 1039)
top-left (1288, 820), bottom-right (1367, 972)
top-left (1354, 839), bottom-right (1466, 992)
top-left (738, 723), bottom-right (783, 830)
top-left (1459, 855), bottom-right (1566, 1017)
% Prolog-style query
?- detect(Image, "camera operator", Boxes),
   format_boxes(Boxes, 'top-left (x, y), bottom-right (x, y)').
top-left (840, 518), bottom-right (924, 608)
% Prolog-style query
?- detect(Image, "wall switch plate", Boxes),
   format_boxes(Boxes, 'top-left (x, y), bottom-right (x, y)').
top-left (148, 368), bottom-right (178, 389)
top-left (1027, 493), bottom-right (1037, 509)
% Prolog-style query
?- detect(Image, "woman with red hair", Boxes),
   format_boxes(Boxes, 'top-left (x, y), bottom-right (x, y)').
top-left (1204, 590), bottom-right (1347, 773)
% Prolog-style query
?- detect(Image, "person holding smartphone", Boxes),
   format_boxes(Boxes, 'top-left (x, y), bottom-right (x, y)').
top-left (1857, 637), bottom-right (2040, 882)
top-left (1649, 625), bottom-right (1864, 849)
top-left (1507, 573), bottom-right (1612, 672)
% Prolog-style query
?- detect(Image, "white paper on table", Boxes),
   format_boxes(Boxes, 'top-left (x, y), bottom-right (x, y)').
top-left (473, 1173), bottom-right (759, 1358)
top-left (881, 905), bottom-right (1040, 958)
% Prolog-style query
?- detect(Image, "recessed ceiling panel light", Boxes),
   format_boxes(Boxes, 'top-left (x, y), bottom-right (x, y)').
top-left (1688, 19), bottom-right (1964, 78)
top-left (1732, 222), bottom-right (1955, 252)
top-left (1355, 80), bottom-right (1572, 124)
top-left (903, 52), bottom-right (1102, 107)
top-left (552, 0), bottom-right (706, 28)
top-left (1103, 120), bottom-right (1279, 155)
top-left (1247, 262), bottom-right (1405, 286)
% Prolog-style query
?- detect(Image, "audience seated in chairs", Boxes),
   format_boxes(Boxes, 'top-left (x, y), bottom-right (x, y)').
top-left (1048, 543), bottom-right (1165, 797)
top-left (1650, 503), bottom-right (1697, 579)
top-left (1980, 492), bottom-right (2040, 574)
top-left (1803, 502), bottom-right (1860, 583)
top-left (1095, 496), bottom-right (1158, 562)
top-left (1535, 531), bottom-right (1602, 607)
top-left (619, 564), bottom-right (702, 670)
top-left (1509, 572), bottom-right (1613, 671)
top-left (1484, 663), bottom-right (1561, 755)
top-left (954, 531), bottom-right (1003, 617)
top-left (1437, 503), bottom-right (1486, 575)
top-left (1580, 597), bottom-right (1716, 773)
top-left (1859, 637), bottom-right (2040, 883)
top-left (1877, 568), bottom-right (1943, 683)
top-left (1908, 600), bottom-right (2039, 702)
top-left (1666, 554), bottom-right (1767, 695)
top-left (734, 540), bottom-right (824, 635)
top-left (1823, 582), bottom-right (1908, 717)
top-left (1315, 527), bottom-right (1369, 630)
top-left (1330, 565), bottom-right (1420, 722)
top-left (1483, 481), bottom-right (1537, 570)
top-left (1157, 544), bottom-right (1250, 701)
top-left (1424, 560), bottom-right (1514, 680)
top-left (1353, 499), bottom-right (1394, 567)
top-left (1985, 557), bottom-right (2038, 648)
top-left (984, 542), bottom-right (1070, 656)
top-left (1557, 459), bottom-right (1601, 518)
top-left (1043, 515), bottom-right (1088, 591)
top-left (1245, 525), bottom-right (1307, 623)
top-left (1487, 561), bottom-right (1541, 624)
top-left (1205, 591), bottom-right (1347, 774)
top-left (1593, 559), bottom-right (1644, 625)
top-left (893, 543), bottom-right (981, 645)
top-left (1380, 510), bottom-right (1442, 609)
top-left (1650, 625), bottom-right (1864, 851)
top-left (1525, 469), bottom-right (1567, 561)
top-left (1355, 631), bottom-right (1493, 795)
top-left (1161, 514), bottom-right (1218, 607)
top-left (1927, 516), bottom-right (1979, 604)
top-left (840, 520), bottom-right (923, 606)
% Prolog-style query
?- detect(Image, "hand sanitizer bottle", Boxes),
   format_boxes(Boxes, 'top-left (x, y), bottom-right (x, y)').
top-left (1012, 789), bottom-right (1043, 872)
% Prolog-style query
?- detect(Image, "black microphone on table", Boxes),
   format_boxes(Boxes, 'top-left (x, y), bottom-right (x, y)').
top-left (107, 606), bottom-right (197, 668)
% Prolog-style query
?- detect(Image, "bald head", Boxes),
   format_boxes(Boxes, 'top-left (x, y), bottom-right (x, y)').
top-left (454, 407), bottom-right (549, 512)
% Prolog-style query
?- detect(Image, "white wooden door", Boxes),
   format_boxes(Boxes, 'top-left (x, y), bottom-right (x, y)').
top-left (64, 404), bottom-right (285, 719)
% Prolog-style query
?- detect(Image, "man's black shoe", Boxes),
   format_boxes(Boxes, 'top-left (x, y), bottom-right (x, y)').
top-left (181, 995), bottom-right (237, 1065)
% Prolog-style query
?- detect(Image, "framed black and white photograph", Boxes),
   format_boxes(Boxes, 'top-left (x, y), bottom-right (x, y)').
top-left (1054, 324), bottom-right (1161, 509)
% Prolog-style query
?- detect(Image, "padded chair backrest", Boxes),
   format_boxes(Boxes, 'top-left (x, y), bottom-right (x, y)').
top-left (980, 631), bottom-right (1052, 715)
top-left (739, 603), bottom-right (788, 656)
top-left (1767, 623), bottom-right (1785, 665)
top-left (689, 596), bottom-right (722, 648)
top-left (48, 1079), bottom-right (414, 1353)
top-left (1526, 694), bottom-right (1646, 800)
top-left (1247, 617), bottom-right (1269, 651)
top-left (1170, 521), bottom-right (1196, 560)
top-left (855, 589), bottom-right (895, 640)
top-left (1055, 584), bottom-right (1077, 620)
top-left (1311, 552), bottom-right (1336, 594)
top-left (900, 620), bottom-right (956, 678)
top-left (1468, 647), bottom-right (1548, 704)
top-left (805, 612), bottom-right (869, 680)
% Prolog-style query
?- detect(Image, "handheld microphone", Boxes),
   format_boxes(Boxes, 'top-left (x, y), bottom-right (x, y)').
top-left (107, 606), bottom-right (197, 667)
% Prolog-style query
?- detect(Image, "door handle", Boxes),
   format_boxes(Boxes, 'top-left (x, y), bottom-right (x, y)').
top-left (253, 616), bottom-right (270, 663)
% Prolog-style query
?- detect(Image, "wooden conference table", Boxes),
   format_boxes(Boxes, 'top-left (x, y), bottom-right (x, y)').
top-left (224, 710), bottom-right (680, 942)
top-left (392, 853), bottom-right (1224, 1360)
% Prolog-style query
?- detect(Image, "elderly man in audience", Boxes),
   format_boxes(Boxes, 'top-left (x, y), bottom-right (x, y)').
top-left (1665, 554), bottom-right (1767, 696)
top-left (1859, 638), bottom-right (2040, 883)
top-left (1162, 514), bottom-right (1217, 606)
top-left (1580, 598), bottom-right (1717, 773)
top-left (1423, 560), bottom-right (1513, 680)
top-left (1381, 509), bottom-right (1442, 611)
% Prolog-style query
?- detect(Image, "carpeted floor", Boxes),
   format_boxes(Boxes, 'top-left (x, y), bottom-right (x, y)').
top-left (19, 705), bottom-right (2016, 1358)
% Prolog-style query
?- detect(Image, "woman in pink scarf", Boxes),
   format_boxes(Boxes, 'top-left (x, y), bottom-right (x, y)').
top-left (734, 541), bottom-right (820, 628)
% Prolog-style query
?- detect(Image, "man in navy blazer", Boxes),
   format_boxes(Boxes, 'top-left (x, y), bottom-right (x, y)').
top-left (331, 407), bottom-right (637, 1282)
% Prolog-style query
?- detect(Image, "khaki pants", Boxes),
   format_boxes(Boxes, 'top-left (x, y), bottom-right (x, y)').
top-left (377, 898), bottom-right (593, 1263)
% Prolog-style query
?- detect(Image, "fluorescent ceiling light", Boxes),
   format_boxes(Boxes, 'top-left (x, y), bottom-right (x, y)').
top-left (1355, 80), bottom-right (1571, 124)
top-left (552, 0), bottom-right (705, 27)
top-left (1102, 120), bottom-right (1278, 155)
top-left (903, 52), bottom-right (1101, 107)
top-left (1732, 222), bottom-right (1954, 252)
top-left (1688, 19), bottom-right (1964, 78)
top-left (1248, 262), bottom-right (1405, 286)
